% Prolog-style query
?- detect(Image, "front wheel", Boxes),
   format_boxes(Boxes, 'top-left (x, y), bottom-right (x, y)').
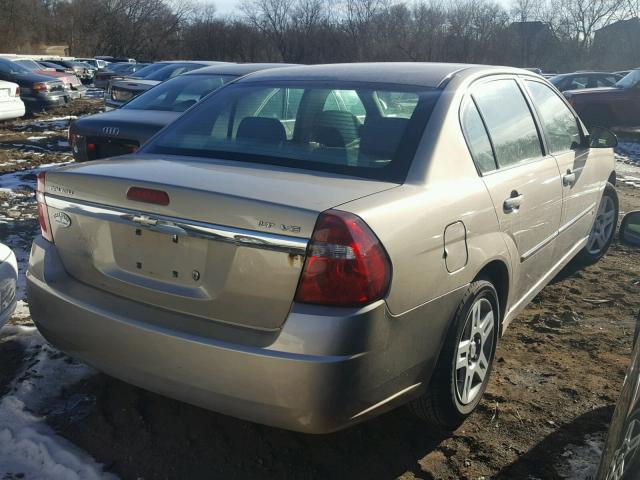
top-left (409, 279), bottom-right (499, 430)
top-left (575, 182), bottom-right (618, 266)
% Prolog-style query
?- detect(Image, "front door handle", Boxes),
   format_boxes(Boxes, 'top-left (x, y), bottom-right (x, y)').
top-left (503, 191), bottom-right (524, 213)
top-left (563, 170), bottom-right (576, 186)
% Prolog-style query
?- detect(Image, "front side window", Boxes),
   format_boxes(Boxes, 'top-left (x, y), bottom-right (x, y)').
top-left (460, 99), bottom-right (497, 174)
top-left (525, 80), bottom-right (581, 154)
top-left (144, 81), bottom-right (440, 183)
top-left (123, 74), bottom-right (236, 112)
top-left (472, 79), bottom-right (543, 168)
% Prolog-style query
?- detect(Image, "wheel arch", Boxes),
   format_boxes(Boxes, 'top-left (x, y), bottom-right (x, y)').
top-left (608, 171), bottom-right (616, 186)
top-left (473, 259), bottom-right (510, 334)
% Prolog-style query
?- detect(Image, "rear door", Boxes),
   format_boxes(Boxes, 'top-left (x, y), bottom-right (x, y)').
top-left (523, 79), bottom-right (601, 258)
top-left (464, 77), bottom-right (563, 302)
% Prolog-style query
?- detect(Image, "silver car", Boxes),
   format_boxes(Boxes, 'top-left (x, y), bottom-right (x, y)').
top-left (27, 63), bottom-right (618, 433)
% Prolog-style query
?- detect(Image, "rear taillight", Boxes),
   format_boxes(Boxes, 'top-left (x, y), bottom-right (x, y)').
top-left (15, 86), bottom-right (20, 97)
top-left (127, 186), bottom-right (170, 206)
top-left (294, 210), bottom-right (391, 307)
top-left (36, 172), bottom-right (53, 243)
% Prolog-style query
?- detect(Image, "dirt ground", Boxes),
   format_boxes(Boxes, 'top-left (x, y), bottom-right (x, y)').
top-left (0, 101), bottom-right (639, 480)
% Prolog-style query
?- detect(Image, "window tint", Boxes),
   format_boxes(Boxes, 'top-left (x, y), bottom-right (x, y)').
top-left (461, 99), bottom-right (496, 173)
top-left (145, 82), bottom-right (440, 183)
top-left (525, 80), bottom-right (581, 154)
top-left (123, 74), bottom-right (235, 112)
top-left (323, 90), bottom-right (366, 117)
top-left (376, 91), bottom-right (419, 118)
top-left (473, 79), bottom-right (542, 168)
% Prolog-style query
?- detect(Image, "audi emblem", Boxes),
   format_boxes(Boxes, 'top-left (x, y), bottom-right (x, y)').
top-left (103, 127), bottom-right (120, 136)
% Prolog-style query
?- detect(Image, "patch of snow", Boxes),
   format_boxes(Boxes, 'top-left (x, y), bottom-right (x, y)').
top-left (0, 325), bottom-right (115, 480)
top-left (555, 433), bottom-right (604, 480)
top-left (26, 136), bottom-right (47, 142)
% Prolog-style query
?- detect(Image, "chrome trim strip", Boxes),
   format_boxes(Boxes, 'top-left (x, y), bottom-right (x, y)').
top-left (520, 202), bottom-right (595, 262)
top-left (558, 203), bottom-right (596, 235)
top-left (520, 231), bottom-right (558, 262)
top-left (45, 195), bottom-right (309, 256)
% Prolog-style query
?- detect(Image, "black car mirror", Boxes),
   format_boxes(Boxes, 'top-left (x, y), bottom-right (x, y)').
top-left (589, 126), bottom-right (618, 148)
top-left (620, 211), bottom-right (640, 247)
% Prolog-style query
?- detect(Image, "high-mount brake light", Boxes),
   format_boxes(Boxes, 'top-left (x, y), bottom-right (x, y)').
top-left (36, 171), bottom-right (53, 243)
top-left (294, 210), bottom-right (391, 307)
top-left (127, 186), bottom-right (170, 206)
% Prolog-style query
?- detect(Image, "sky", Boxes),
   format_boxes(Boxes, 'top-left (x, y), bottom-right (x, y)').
top-left (213, 0), bottom-right (241, 15)
top-left (210, 0), bottom-right (514, 16)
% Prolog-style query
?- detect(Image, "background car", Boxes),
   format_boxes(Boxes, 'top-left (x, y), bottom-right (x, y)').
top-left (0, 242), bottom-right (17, 328)
top-left (550, 71), bottom-right (622, 92)
top-left (10, 58), bottom-right (86, 99)
top-left (0, 58), bottom-right (68, 111)
top-left (105, 61), bottom-right (224, 109)
top-left (75, 58), bottom-right (108, 70)
top-left (71, 63), bottom-right (293, 161)
top-left (0, 80), bottom-right (25, 120)
top-left (596, 212), bottom-right (640, 478)
top-left (29, 63), bottom-right (617, 434)
top-left (93, 62), bottom-right (149, 89)
top-left (46, 60), bottom-right (95, 84)
top-left (564, 68), bottom-right (640, 128)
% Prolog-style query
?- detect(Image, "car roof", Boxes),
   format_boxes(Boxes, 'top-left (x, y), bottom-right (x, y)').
top-left (184, 63), bottom-right (297, 76)
top-left (154, 60), bottom-right (226, 66)
top-left (238, 62), bottom-right (529, 88)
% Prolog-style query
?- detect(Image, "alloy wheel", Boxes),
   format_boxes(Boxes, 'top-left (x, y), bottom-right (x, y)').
top-left (455, 297), bottom-right (495, 405)
top-left (586, 195), bottom-right (616, 255)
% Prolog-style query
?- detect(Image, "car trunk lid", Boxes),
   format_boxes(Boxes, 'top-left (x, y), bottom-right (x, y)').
top-left (43, 156), bottom-right (397, 330)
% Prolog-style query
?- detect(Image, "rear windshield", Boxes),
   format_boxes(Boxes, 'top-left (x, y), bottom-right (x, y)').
top-left (144, 81), bottom-right (440, 182)
top-left (129, 63), bottom-right (169, 79)
top-left (123, 74), bottom-right (236, 112)
top-left (145, 64), bottom-right (204, 82)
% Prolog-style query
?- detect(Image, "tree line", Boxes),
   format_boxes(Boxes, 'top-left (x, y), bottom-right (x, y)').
top-left (1, 0), bottom-right (638, 71)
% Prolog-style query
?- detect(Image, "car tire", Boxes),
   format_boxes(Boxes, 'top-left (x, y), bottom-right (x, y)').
top-left (409, 278), bottom-right (499, 430)
top-left (575, 182), bottom-right (619, 266)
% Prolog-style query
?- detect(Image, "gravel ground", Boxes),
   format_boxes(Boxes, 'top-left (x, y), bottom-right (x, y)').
top-left (0, 102), bottom-right (639, 479)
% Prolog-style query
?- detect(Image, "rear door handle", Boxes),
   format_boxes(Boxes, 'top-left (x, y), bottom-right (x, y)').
top-left (563, 170), bottom-right (576, 186)
top-left (503, 191), bottom-right (524, 213)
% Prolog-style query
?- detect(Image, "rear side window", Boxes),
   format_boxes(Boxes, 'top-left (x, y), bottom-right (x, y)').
top-left (525, 80), bottom-right (581, 154)
top-left (472, 79), bottom-right (543, 168)
top-left (460, 99), bottom-right (497, 174)
top-left (145, 82), bottom-right (441, 183)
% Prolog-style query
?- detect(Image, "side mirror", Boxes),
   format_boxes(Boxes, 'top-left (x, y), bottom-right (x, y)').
top-left (589, 126), bottom-right (618, 148)
top-left (620, 211), bottom-right (640, 246)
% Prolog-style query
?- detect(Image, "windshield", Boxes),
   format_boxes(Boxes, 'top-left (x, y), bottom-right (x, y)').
top-left (144, 81), bottom-right (440, 183)
top-left (0, 59), bottom-right (32, 75)
top-left (123, 74), bottom-right (236, 112)
top-left (145, 64), bottom-right (203, 81)
top-left (129, 63), bottom-right (168, 79)
top-left (616, 70), bottom-right (640, 88)
top-left (14, 59), bottom-right (43, 71)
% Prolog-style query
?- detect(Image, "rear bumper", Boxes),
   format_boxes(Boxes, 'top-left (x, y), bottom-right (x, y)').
top-left (27, 236), bottom-right (463, 433)
top-left (0, 100), bottom-right (26, 121)
top-left (23, 92), bottom-right (70, 110)
top-left (0, 251), bottom-right (18, 328)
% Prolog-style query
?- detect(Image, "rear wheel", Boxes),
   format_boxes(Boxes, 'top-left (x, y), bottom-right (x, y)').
top-left (575, 182), bottom-right (618, 266)
top-left (409, 279), bottom-right (499, 429)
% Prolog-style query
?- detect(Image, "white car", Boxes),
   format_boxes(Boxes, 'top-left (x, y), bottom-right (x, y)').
top-left (0, 243), bottom-right (17, 327)
top-left (0, 80), bottom-right (25, 121)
